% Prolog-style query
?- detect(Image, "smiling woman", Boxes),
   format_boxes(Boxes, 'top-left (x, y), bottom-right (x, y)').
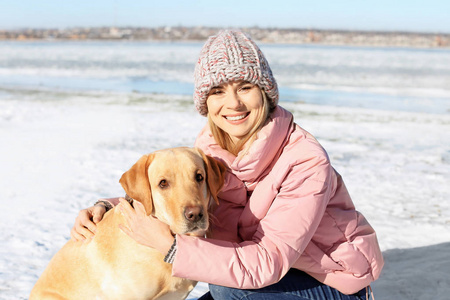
top-left (194, 31), bottom-right (279, 156)
top-left (206, 82), bottom-right (270, 155)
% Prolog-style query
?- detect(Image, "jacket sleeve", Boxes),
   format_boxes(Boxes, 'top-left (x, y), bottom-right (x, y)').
top-left (172, 157), bottom-right (335, 289)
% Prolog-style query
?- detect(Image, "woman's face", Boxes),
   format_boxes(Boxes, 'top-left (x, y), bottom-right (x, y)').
top-left (206, 81), bottom-right (264, 144)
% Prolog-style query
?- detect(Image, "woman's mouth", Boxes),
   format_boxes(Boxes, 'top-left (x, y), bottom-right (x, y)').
top-left (224, 112), bottom-right (249, 122)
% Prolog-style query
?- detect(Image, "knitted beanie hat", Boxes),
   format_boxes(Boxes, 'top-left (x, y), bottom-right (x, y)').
top-left (194, 30), bottom-right (279, 116)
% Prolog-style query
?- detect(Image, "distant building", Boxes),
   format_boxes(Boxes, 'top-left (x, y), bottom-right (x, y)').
top-left (0, 26), bottom-right (448, 48)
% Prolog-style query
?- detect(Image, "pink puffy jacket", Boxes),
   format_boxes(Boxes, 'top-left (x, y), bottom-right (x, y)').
top-left (172, 106), bottom-right (384, 294)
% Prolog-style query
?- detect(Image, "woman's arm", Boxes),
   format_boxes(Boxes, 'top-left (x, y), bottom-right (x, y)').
top-left (70, 197), bottom-right (121, 241)
top-left (172, 162), bottom-right (334, 289)
top-left (117, 152), bottom-right (335, 289)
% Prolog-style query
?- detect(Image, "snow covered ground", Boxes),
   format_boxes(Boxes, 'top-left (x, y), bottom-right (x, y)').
top-left (0, 41), bottom-right (449, 299)
top-left (1, 90), bottom-right (449, 299)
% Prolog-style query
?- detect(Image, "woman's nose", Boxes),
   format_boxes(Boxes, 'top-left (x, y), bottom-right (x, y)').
top-left (224, 92), bottom-right (242, 109)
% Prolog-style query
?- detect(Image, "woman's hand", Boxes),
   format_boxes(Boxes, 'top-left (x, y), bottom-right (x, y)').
top-left (118, 198), bottom-right (174, 255)
top-left (70, 204), bottom-right (107, 241)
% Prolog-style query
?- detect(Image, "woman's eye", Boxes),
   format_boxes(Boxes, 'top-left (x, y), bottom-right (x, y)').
top-left (240, 85), bottom-right (253, 92)
top-left (159, 179), bottom-right (168, 188)
top-left (210, 89), bottom-right (223, 95)
top-left (196, 174), bottom-right (204, 182)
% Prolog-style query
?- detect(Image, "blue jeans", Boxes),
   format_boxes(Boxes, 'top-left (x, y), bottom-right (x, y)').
top-left (197, 269), bottom-right (367, 300)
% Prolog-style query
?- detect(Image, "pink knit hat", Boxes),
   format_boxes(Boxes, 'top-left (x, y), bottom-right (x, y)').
top-left (193, 30), bottom-right (279, 116)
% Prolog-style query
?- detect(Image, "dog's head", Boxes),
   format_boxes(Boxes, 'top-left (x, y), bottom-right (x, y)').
top-left (119, 147), bottom-right (226, 236)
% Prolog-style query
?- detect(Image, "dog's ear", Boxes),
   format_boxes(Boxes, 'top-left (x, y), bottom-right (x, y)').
top-left (198, 149), bottom-right (227, 205)
top-left (119, 154), bottom-right (155, 215)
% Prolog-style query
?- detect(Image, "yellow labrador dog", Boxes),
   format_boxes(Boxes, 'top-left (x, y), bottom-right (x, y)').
top-left (30, 147), bottom-right (226, 300)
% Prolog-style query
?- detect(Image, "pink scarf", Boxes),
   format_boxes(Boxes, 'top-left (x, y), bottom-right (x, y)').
top-left (195, 106), bottom-right (295, 191)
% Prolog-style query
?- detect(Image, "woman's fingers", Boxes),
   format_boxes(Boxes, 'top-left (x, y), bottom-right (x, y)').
top-left (91, 205), bottom-right (106, 224)
top-left (132, 199), bottom-right (148, 216)
top-left (79, 209), bottom-right (97, 232)
top-left (70, 227), bottom-right (85, 241)
top-left (118, 198), bottom-right (134, 214)
top-left (70, 207), bottom-right (98, 241)
top-left (118, 198), bottom-right (148, 221)
top-left (118, 223), bottom-right (133, 237)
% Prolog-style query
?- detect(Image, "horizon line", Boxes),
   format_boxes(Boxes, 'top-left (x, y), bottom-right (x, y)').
top-left (2, 25), bottom-right (450, 36)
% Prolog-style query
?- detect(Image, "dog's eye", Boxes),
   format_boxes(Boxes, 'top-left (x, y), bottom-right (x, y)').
top-left (159, 179), bottom-right (168, 188)
top-left (196, 174), bottom-right (204, 182)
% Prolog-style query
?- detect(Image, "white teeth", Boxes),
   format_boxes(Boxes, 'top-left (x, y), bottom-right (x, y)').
top-left (226, 114), bottom-right (246, 121)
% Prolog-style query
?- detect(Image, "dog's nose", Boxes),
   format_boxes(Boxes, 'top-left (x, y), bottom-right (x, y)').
top-left (184, 206), bottom-right (204, 223)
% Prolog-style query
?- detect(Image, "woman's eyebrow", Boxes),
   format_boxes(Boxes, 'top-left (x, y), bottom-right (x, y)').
top-left (237, 81), bottom-right (251, 87)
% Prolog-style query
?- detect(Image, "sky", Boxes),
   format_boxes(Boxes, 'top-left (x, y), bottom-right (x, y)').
top-left (0, 0), bottom-right (449, 33)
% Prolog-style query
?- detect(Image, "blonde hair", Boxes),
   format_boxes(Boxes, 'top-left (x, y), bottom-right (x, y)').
top-left (208, 89), bottom-right (273, 156)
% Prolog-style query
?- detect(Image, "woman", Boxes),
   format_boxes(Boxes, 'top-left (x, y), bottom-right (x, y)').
top-left (72, 30), bottom-right (383, 299)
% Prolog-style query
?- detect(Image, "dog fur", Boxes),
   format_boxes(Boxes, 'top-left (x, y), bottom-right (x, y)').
top-left (30, 147), bottom-right (226, 300)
